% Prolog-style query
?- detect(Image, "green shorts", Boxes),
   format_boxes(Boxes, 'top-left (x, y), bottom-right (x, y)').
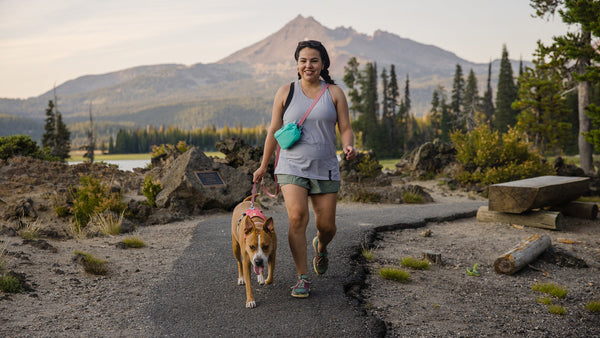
top-left (276, 174), bottom-right (340, 195)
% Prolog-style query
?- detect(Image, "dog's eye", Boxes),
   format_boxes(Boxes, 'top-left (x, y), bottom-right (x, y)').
top-left (249, 245), bottom-right (256, 250)
top-left (262, 245), bottom-right (269, 251)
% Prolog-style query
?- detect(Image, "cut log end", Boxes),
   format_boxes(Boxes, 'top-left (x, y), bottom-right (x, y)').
top-left (493, 257), bottom-right (516, 274)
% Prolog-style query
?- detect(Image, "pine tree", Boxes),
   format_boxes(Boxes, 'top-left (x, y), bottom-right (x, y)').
top-left (42, 100), bottom-right (56, 152)
top-left (482, 62), bottom-right (495, 128)
top-left (343, 57), bottom-right (362, 120)
top-left (462, 69), bottom-right (480, 131)
top-left (429, 87), bottom-right (442, 139)
top-left (451, 64), bottom-right (465, 130)
top-left (494, 45), bottom-right (518, 133)
top-left (531, 0), bottom-right (600, 174)
top-left (512, 51), bottom-right (571, 154)
top-left (83, 103), bottom-right (95, 163)
top-left (387, 65), bottom-right (401, 155)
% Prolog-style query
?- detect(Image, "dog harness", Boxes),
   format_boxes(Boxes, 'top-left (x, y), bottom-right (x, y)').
top-left (236, 182), bottom-right (266, 239)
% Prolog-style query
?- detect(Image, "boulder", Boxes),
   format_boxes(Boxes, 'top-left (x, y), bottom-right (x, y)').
top-left (410, 140), bottom-right (456, 177)
top-left (155, 147), bottom-right (252, 213)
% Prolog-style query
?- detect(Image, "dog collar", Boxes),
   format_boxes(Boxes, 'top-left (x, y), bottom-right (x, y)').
top-left (245, 208), bottom-right (265, 221)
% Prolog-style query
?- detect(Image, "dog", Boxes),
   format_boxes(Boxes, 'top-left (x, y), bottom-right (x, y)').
top-left (231, 196), bottom-right (276, 308)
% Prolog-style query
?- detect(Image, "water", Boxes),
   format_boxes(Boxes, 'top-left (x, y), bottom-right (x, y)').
top-left (69, 159), bottom-right (151, 172)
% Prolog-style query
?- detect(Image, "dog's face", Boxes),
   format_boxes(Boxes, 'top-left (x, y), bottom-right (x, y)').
top-left (243, 216), bottom-right (275, 276)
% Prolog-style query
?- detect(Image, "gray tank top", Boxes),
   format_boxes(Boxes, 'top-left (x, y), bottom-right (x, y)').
top-left (275, 80), bottom-right (340, 181)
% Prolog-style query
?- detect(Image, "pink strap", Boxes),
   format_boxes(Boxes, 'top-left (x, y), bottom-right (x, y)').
top-left (298, 83), bottom-right (330, 127)
top-left (260, 83), bottom-right (330, 198)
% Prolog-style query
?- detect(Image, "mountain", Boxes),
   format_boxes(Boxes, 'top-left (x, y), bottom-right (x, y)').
top-left (0, 15), bottom-right (523, 145)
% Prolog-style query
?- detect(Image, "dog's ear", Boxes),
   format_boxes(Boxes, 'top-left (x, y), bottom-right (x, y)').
top-left (244, 216), bottom-right (255, 234)
top-left (263, 217), bottom-right (275, 233)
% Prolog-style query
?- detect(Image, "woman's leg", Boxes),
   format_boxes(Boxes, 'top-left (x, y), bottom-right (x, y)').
top-left (310, 192), bottom-right (338, 254)
top-left (281, 184), bottom-right (310, 276)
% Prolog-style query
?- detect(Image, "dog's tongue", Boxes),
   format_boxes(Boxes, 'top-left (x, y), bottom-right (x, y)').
top-left (253, 266), bottom-right (264, 275)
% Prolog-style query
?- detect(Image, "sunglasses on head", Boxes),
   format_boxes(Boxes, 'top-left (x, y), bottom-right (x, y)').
top-left (298, 40), bottom-right (322, 48)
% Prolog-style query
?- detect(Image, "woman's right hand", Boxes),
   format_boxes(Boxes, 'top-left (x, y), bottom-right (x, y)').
top-left (253, 166), bottom-right (267, 183)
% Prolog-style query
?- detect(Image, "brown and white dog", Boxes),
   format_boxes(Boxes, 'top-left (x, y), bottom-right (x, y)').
top-left (231, 196), bottom-right (276, 308)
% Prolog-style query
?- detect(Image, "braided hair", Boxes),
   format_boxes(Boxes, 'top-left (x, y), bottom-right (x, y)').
top-left (294, 40), bottom-right (335, 85)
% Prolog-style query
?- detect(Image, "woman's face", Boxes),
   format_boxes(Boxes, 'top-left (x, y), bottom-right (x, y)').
top-left (297, 47), bottom-right (323, 82)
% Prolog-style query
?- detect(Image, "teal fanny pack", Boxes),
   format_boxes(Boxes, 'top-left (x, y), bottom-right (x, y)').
top-left (274, 82), bottom-right (330, 150)
top-left (274, 122), bottom-right (302, 149)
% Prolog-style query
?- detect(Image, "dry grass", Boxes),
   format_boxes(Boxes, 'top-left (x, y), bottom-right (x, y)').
top-left (121, 236), bottom-right (146, 248)
top-left (18, 220), bottom-right (40, 240)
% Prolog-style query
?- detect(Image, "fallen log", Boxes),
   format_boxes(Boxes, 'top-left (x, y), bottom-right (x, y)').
top-left (476, 206), bottom-right (565, 230)
top-left (488, 176), bottom-right (589, 214)
top-left (551, 201), bottom-right (598, 220)
top-left (494, 233), bottom-right (551, 275)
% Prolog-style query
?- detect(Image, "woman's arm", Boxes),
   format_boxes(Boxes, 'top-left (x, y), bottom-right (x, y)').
top-left (253, 83), bottom-right (290, 182)
top-left (330, 85), bottom-right (356, 160)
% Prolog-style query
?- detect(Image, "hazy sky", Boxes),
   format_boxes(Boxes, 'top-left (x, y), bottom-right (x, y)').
top-left (0, 0), bottom-right (570, 99)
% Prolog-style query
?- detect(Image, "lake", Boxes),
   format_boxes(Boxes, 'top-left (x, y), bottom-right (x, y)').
top-left (70, 159), bottom-right (150, 172)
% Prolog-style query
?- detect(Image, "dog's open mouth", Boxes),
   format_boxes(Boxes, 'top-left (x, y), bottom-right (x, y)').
top-left (253, 265), bottom-right (264, 275)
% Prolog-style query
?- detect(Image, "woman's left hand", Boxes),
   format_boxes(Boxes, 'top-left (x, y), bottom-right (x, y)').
top-left (343, 145), bottom-right (356, 160)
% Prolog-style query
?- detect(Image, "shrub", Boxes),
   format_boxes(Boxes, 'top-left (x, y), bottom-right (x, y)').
top-left (379, 267), bottom-right (411, 283)
top-left (0, 135), bottom-right (42, 160)
top-left (400, 256), bottom-right (430, 270)
top-left (121, 236), bottom-right (146, 248)
top-left (73, 251), bottom-right (108, 275)
top-left (532, 283), bottom-right (568, 298)
top-left (585, 300), bottom-right (600, 313)
top-left (70, 175), bottom-right (126, 232)
top-left (142, 175), bottom-right (162, 207)
top-left (0, 275), bottom-right (24, 293)
top-left (356, 153), bottom-right (382, 178)
top-left (451, 125), bottom-right (554, 185)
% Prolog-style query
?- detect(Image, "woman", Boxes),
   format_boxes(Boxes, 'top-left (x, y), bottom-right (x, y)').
top-left (253, 40), bottom-right (355, 298)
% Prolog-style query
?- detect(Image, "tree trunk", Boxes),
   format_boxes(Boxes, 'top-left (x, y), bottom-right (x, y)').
top-left (493, 233), bottom-right (551, 275)
top-left (578, 28), bottom-right (593, 175)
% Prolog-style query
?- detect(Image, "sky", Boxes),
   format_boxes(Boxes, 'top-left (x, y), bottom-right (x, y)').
top-left (0, 0), bottom-right (571, 99)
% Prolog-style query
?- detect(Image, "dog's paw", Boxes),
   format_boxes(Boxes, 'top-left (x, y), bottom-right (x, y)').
top-left (237, 277), bottom-right (245, 285)
top-left (246, 301), bottom-right (256, 309)
top-left (257, 274), bottom-right (265, 285)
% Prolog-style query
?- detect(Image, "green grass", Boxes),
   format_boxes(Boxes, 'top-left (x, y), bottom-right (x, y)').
top-left (0, 275), bottom-right (24, 293)
top-left (74, 251), bottom-right (108, 275)
top-left (532, 283), bottom-right (568, 298)
top-left (379, 267), bottom-right (411, 283)
top-left (400, 256), bottom-right (430, 270)
top-left (379, 158), bottom-right (401, 171)
top-left (548, 304), bottom-right (566, 315)
top-left (536, 296), bottom-right (553, 305)
top-left (121, 236), bottom-right (146, 248)
top-left (586, 300), bottom-right (600, 313)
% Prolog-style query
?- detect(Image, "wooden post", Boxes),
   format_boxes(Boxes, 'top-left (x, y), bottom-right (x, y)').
top-left (488, 176), bottom-right (589, 214)
top-left (493, 234), bottom-right (551, 275)
top-left (476, 206), bottom-right (565, 230)
top-left (551, 201), bottom-right (598, 220)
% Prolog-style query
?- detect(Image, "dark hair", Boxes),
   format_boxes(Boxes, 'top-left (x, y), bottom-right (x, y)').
top-left (294, 40), bottom-right (335, 85)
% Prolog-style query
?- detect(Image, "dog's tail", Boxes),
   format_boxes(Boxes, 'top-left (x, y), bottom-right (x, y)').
top-left (243, 196), bottom-right (253, 202)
